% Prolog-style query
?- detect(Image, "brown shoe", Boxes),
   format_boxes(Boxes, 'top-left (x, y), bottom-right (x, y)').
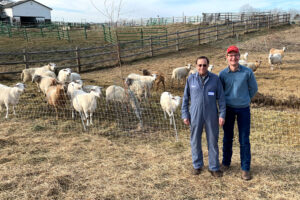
top-left (191, 168), bottom-right (202, 175)
top-left (208, 170), bottom-right (223, 177)
top-left (241, 170), bottom-right (251, 180)
top-left (221, 164), bottom-right (230, 171)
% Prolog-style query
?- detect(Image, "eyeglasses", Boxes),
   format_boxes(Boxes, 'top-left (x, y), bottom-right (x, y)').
top-left (227, 54), bottom-right (240, 58)
top-left (197, 64), bottom-right (207, 67)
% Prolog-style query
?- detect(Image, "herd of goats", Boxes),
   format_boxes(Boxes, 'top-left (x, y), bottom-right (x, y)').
top-left (0, 46), bottom-right (287, 135)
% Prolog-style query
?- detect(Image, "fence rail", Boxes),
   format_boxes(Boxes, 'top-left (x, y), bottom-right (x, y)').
top-left (0, 13), bottom-right (290, 75)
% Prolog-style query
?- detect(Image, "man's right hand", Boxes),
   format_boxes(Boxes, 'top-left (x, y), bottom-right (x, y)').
top-left (183, 118), bottom-right (190, 125)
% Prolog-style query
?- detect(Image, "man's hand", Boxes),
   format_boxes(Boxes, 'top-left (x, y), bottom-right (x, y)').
top-left (219, 117), bottom-right (225, 126)
top-left (183, 118), bottom-right (190, 126)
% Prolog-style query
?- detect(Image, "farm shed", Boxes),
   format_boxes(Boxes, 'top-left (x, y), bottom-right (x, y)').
top-left (0, 0), bottom-right (52, 25)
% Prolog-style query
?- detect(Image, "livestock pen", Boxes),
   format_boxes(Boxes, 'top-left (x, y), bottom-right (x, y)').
top-left (0, 18), bottom-right (299, 200)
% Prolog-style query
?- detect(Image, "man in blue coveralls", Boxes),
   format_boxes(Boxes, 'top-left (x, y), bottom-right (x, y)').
top-left (182, 56), bottom-right (226, 177)
top-left (219, 46), bottom-right (258, 180)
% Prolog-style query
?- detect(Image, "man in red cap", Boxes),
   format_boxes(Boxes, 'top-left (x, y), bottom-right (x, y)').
top-left (219, 45), bottom-right (258, 180)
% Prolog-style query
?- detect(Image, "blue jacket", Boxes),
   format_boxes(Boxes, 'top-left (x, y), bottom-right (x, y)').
top-left (219, 65), bottom-right (258, 108)
top-left (181, 72), bottom-right (226, 122)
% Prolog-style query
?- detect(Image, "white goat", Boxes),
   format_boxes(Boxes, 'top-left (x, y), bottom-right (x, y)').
top-left (160, 91), bottom-right (181, 141)
top-left (21, 63), bottom-right (56, 82)
top-left (126, 73), bottom-right (157, 100)
top-left (32, 75), bottom-right (58, 95)
top-left (269, 47), bottom-right (286, 58)
top-left (67, 81), bottom-right (83, 119)
top-left (72, 86), bottom-right (102, 131)
top-left (171, 64), bottom-right (191, 87)
top-left (0, 83), bottom-right (25, 118)
top-left (106, 85), bottom-right (142, 129)
top-left (247, 60), bottom-right (262, 72)
top-left (242, 52), bottom-right (249, 61)
top-left (58, 68), bottom-right (81, 83)
top-left (58, 68), bottom-right (71, 83)
top-left (269, 53), bottom-right (283, 70)
top-left (34, 63), bottom-right (56, 76)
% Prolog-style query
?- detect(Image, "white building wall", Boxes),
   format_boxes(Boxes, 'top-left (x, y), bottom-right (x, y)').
top-left (3, 7), bottom-right (13, 17)
top-left (8, 1), bottom-right (51, 19)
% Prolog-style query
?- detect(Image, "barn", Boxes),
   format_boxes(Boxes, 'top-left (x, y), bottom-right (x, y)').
top-left (0, 0), bottom-right (52, 25)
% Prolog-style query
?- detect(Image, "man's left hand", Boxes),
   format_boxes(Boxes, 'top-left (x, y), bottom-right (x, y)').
top-left (219, 117), bottom-right (225, 126)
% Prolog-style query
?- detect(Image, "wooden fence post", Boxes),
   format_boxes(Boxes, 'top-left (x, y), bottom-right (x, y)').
top-left (23, 49), bottom-right (28, 69)
top-left (232, 22), bottom-right (235, 37)
top-left (116, 42), bottom-right (122, 66)
top-left (149, 36), bottom-right (153, 57)
top-left (75, 47), bottom-right (81, 73)
top-left (140, 29), bottom-right (144, 47)
top-left (216, 24), bottom-right (218, 40)
top-left (198, 27), bottom-right (201, 45)
top-left (176, 31), bottom-right (179, 51)
top-left (268, 15), bottom-right (270, 29)
top-left (244, 19), bottom-right (248, 34)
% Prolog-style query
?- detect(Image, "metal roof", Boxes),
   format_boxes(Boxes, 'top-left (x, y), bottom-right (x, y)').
top-left (2, 0), bottom-right (52, 10)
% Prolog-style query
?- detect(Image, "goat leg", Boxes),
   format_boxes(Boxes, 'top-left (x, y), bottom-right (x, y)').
top-left (172, 113), bottom-right (179, 142)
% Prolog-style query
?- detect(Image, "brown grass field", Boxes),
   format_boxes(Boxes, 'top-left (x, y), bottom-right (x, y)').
top-left (0, 25), bottom-right (299, 199)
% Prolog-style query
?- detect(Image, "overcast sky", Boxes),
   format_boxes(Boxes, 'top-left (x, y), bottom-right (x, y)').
top-left (36, 0), bottom-right (300, 23)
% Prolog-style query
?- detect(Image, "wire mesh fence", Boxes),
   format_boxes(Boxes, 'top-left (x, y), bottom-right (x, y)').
top-left (0, 82), bottom-right (299, 146)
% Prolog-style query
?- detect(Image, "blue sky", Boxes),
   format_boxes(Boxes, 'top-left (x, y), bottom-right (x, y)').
top-left (36, 0), bottom-right (300, 23)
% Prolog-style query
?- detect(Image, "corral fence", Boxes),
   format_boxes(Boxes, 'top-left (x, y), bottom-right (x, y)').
top-left (1, 84), bottom-right (299, 146)
top-left (0, 13), bottom-right (291, 75)
top-left (0, 22), bottom-right (100, 42)
top-left (111, 12), bottom-right (283, 26)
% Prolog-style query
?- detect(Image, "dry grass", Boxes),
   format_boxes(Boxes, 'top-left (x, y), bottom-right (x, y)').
top-left (0, 25), bottom-right (300, 199)
top-left (0, 118), bottom-right (299, 199)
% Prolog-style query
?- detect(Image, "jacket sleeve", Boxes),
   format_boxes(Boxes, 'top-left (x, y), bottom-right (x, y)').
top-left (217, 77), bottom-right (226, 119)
top-left (181, 77), bottom-right (191, 120)
top-left (248, 71), bottom-right (258, 99)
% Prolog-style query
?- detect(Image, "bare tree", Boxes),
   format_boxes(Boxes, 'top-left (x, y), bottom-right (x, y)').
top-left (90, 0), bottom-right (123, 26)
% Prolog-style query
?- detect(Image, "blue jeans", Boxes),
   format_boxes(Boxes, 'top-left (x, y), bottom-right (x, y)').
top-left (222, 106), bottom-right (251, 171)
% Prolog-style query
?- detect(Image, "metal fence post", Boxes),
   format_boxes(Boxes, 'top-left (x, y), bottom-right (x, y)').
top-left (56, 26), bottom-right (61, 40)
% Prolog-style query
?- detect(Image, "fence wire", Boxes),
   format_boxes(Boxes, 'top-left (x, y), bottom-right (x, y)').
top-left (0, 83), bottom-right (299, 146)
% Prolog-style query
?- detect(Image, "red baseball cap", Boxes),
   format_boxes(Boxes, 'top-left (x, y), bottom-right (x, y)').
top-left (227, 45), bottom-right (240, 54)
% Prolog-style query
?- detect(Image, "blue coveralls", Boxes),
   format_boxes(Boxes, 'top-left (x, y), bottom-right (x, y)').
top-left (182, 72), bottom-right (226, 171)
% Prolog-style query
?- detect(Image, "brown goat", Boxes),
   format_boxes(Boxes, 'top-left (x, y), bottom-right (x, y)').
top-left (142, 69), bottom-right (165, 91)
top-left (46, 83), bottom-right (68, 120)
